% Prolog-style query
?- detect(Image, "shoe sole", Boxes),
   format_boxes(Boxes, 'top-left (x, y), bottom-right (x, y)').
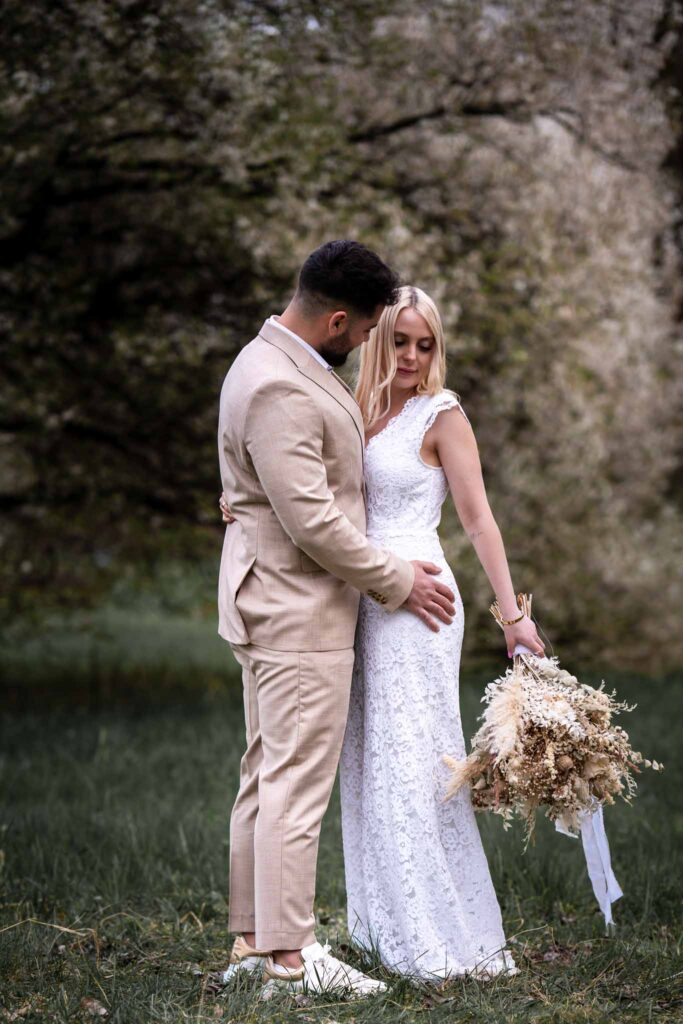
top-left (260, 977), bottom-right (387, 1001)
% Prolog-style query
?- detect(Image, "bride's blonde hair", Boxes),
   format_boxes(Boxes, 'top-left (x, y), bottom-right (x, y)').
top-left (355, 285), bottom-right (448, 429)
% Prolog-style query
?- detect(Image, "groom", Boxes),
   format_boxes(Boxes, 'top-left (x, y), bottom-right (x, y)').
top-left (217, 240), bottom-right (455, 997)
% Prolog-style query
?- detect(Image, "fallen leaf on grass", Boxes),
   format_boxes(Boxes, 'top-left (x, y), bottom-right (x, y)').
top-left (1, 996), bottom-right (49, 1021)
top-left (80, 996), bottom-right (108, 1017)
top-left (523, 943), bottom-right (574, 967)
top-left (422, 992), bottom-right (453, 1008)
top-left (299, 1019), bottom-right (347, 1024)
top-left (169, 960), bottom-right (206, 977)
top-left (537, 945), bottom-right (575, 965)
top-left (618, 984), bottom-right (640, 1000)
top-left (2, 1005), bottom-right (32, 1021)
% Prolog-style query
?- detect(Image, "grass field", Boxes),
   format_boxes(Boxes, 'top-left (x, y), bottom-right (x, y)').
top-left (1, 650), bottom-right (681, 1022)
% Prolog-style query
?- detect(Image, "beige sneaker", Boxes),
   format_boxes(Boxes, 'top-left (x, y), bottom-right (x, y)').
top-left (261, 941), bottom-right (388, 1000)
top-left (220, 935), bottom-right (271, 983)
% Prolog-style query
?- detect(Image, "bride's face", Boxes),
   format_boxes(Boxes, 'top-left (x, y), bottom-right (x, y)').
top-left (392, 307), bottom-right (435, 392)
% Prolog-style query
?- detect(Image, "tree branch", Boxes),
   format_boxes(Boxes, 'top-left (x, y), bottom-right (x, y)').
top-left (347, 96), bottom-right (531, 144)
top-left (348, 105), bottom-right (447, 143)
top-left (539, 110), bottom-right (641, 172)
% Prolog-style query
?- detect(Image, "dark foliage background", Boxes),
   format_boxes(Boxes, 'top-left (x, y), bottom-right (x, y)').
top-left (2, 0), bottom-right (683, 672)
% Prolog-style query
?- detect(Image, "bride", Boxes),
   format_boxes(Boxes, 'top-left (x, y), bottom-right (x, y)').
top-left (220, 284), bottom-right (544, 983)
top-left (339, 285), bottom-right (543, 981)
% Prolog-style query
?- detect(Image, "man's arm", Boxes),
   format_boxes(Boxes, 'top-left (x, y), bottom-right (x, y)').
top-left (243, 378), bottom-right (414, 611)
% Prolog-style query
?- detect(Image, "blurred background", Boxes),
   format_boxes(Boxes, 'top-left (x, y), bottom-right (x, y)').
top-left (2, 0), bottom-right (683, 701)
top-left (2, 4), bottom-right (683, 1021)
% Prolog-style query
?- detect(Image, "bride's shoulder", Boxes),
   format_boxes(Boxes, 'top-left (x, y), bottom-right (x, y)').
top-left (427, 388), bottom-right (468, 416)
top-left (429, 387), bottom-right (461, 405)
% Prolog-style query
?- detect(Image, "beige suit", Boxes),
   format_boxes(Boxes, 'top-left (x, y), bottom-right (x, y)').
top-left (218, 318), bottom-right (414, 949)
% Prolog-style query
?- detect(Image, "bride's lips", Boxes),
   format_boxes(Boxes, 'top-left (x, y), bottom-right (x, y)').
top-left (397, 367), bottom-right (416, 376)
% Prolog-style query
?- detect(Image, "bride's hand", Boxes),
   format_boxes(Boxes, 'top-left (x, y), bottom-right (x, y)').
top-left (503, 615), bottom-right (545, 658)
top-left (219, 492), bottom-right (235, 524)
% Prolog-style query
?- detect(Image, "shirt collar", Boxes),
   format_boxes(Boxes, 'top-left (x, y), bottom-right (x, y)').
top-left (267, 315), bottom-right (332, 372)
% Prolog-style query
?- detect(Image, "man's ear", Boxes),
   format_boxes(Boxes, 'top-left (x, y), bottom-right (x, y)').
top-left (327, 310), bottom-right (348, 333)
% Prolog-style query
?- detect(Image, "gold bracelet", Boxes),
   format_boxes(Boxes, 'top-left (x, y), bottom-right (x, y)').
top-left (499, 610), bottom-right (524, 625)
top-left (489, 593), bottom-right (532, 629)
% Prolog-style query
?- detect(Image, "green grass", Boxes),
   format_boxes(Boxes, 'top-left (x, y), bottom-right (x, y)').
top-left (1, 670), bottom-right (681, 1022)
top-left (1, 607), bottom-right (234, 712)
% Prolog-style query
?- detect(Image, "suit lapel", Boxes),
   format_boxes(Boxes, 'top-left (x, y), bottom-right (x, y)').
top-left (258, 321), bottom-right (366, 455)
top-left (296, 363), bottom-right (366, 451)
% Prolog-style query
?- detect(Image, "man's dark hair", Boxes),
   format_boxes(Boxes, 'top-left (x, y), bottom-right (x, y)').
top-left (296, 240), bottom-right (400, 318)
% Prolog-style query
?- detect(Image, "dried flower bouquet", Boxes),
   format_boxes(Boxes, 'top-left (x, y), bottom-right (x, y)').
top-left (444, 594), bottom-right (662, 845)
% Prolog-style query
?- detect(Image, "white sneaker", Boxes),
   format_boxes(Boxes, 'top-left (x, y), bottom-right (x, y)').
top-left (219, 935), bottom-right (271, 983)
top-left (261, 941), bottom-right (388, 1000)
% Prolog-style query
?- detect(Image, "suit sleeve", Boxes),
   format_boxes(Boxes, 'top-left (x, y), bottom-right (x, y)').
top-left (244, 378), bottom-right (415, 612)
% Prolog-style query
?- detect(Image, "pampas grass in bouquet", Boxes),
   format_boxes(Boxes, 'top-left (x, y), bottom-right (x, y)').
top-left (443, 594), bottom-right (663, 845)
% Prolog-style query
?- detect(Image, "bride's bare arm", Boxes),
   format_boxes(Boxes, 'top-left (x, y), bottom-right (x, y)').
top-left (431, 406), bottom-right (545, 656)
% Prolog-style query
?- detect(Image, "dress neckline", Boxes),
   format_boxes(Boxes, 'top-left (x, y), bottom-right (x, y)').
top-left (364, 393), bottom-right (424, 450)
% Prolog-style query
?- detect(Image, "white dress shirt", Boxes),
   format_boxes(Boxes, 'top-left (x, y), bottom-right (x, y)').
top-left (268, 315), bottom-right (332, 372)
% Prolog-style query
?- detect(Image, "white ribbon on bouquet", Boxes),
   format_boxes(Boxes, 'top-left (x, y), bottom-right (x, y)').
top-left (554, 803), bottom-right (623, 929)
top-left (513, 643), bottom-right (624, 929)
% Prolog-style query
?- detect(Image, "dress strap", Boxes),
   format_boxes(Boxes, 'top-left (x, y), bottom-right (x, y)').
top-left (418, 390), bottom-right (469, 448)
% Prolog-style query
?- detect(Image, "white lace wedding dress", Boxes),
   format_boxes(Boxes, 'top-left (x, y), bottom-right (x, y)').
top-left (339, 390), bottom-right (518, 981)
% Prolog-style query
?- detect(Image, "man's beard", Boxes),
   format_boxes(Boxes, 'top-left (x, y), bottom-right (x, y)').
top-left (318, 328), bottom-right (353, 367)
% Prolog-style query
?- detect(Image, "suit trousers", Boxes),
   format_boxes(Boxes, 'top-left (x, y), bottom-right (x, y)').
top-left (228, 642), bottom-right (355, 950)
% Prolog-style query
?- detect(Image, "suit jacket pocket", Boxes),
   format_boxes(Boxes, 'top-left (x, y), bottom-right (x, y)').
top-left (233, 551), bottom-right (257, 603)
top-left (223, 525), bottom-right (257, 604)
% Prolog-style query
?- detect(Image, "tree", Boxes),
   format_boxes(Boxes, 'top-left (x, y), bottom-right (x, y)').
top-left (1, 0), bottom-right (681, 668)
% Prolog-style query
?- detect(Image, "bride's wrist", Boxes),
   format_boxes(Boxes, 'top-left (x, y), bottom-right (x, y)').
top-left (494, 593), bottom-right (518, 617)
top-left (490, 593), bottom-right (533, 630)
top-left (498, 603), bottom-right (523, 623)
top-left (502, 619), bottom-right (526, 631)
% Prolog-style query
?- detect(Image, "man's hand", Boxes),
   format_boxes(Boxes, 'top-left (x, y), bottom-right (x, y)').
top-left (219, 494), bottom-right (453, 628)
top-left (219, 492), bottom-right (236, 523)
top-left (403, 561), bottom-right (456, 632)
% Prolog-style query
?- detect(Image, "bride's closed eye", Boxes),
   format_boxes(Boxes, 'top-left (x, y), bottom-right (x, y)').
top-left (394, 337), bottom-right (433, 352)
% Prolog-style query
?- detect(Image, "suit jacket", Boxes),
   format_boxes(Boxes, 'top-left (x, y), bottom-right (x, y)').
top-left (217, 318), bottom-right (415, 651)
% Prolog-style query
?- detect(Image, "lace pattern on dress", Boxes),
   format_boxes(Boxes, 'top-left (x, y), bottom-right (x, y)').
top-left (340, 390), bottom-right (518, 981)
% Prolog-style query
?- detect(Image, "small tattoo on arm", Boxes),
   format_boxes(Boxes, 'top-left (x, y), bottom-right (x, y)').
top-left (469, 528), bottom-right (484, 541)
